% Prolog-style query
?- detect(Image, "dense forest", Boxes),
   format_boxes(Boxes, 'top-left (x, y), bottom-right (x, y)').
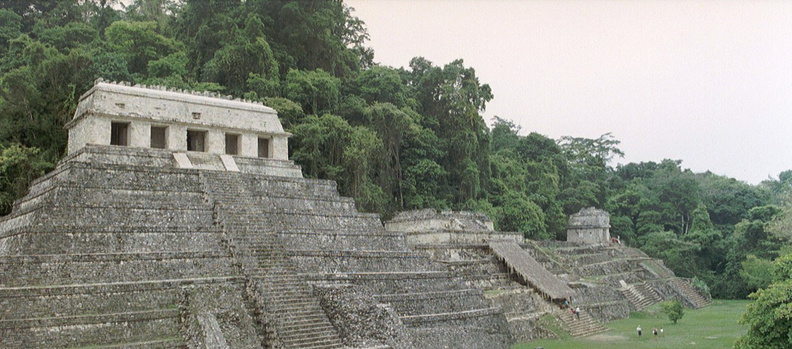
top-left (0, 0), bottom-right (790, 309)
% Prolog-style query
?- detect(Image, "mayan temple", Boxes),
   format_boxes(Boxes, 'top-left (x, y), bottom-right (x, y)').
top-left (0, 80), bottom-right (710, 348)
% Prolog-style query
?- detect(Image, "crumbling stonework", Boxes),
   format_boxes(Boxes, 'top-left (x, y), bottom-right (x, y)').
top-left (314, 284), bottom-right (412, 348)
top-left (386, 209), bottom-right (521, 244)
top-left (182, 284), bottom-right (261, 349)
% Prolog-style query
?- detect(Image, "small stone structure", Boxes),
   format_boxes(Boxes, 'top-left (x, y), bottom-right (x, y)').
top-left (566, 207), bottom-right (611, 244)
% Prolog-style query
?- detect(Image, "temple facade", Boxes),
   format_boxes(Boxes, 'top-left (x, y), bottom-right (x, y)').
top-left (66, 80), bottom-right (291, 164)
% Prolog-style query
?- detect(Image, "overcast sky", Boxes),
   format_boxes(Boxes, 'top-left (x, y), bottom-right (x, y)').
top-left (345, 0), bottom-right (792, 184)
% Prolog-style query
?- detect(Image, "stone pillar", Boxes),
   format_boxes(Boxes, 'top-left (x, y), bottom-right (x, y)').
top-left (169, 124), bottom-right (187, 152)
top-left (207, 129), bottom-right (223, 154)
top-left (272, 135), bottom-right (288, 160)
top-left (129, 121), bottom-right (150, 148)
top-left (239, 133), bottom-right (258, 158)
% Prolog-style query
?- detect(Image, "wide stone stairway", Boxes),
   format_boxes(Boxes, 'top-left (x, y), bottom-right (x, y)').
top-left (555, 307), bottom-right (609, 337)
top-left (201, 172), bottom-right (344, 349)
top-left (668, 278), bottom-right (712, 308)
top-left (489, 240), bottom-right (575, 300)
top-left (200, 171), bottom-right (510, 348)
top-left (618, 280), bottom-right (661, 310)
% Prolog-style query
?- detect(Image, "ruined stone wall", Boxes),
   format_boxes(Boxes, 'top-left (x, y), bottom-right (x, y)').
top-left (182, 284), bottom-right (261, 349)
top-left (314, 284), bottom-right (412, 348)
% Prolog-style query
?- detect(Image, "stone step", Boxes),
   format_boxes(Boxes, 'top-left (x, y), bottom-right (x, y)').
top-left (0, 256), bottom-right (237, 287)
top-left (0, 309), bottom-right (180, 329)
top-left (556, 309), bottom-right (608, 337)
top-left (400, 307), bottom-right (503, 325)
top-left (278, 318), bottom-right (335, 331)
top-left (281, 336), bottom-right (343, 349)
top-left (88, 338), bottom-right (187, 349)
top-left (279, 323), bottom-right (338, 336)
top-left (0, 310), bottom-right (181, 348)
top-left (0, 286), bottom-right (182, 320)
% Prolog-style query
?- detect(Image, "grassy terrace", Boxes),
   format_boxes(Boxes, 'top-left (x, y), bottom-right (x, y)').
top-left (513, 300), bottom-right (750, 349)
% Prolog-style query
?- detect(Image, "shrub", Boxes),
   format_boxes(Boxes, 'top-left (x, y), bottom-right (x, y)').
top-left (659, 300), bottom-right (685, 324)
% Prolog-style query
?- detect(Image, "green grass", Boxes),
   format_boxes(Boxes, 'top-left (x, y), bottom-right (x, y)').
top-left (512, 300), bottom-right (750, 349)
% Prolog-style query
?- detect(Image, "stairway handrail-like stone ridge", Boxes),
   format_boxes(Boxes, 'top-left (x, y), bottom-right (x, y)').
top-left (489, 240), bottom-right (575, 300)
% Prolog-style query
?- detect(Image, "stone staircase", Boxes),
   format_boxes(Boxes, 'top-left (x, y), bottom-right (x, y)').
top-left (489, 240), bottom-right (575, 300)
top-left (669, 278), bottom-right (711, 308)
top-left (555, 307), bottom-right (608, 337)
top-left (201, 173), bottom-right (344, 349)
top-left (201, 170), bottom-right (510, 348)
top-left (619, 281), bottom-right (662, 310)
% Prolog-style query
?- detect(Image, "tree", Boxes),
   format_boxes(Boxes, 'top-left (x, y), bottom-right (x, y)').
top-left (284, 68), bottom-right (341, 115)
top-left (104, 20), bottom-right (183, 79)
top-left (740, 254), bottom-right (775, 291)
top-left (640, 231), bottom-right (700, 277)
top-left (0, 143), bottom-right (51, 214)
top-left (659, 300), bottom-right (685, 324)
top-left (490, 116), bottom-right (520, 153)
top-left (365, 103), bottom-right (410, 208)
top-left (769, 193), bottom-right (792, 243)
top-left (202, 13), bottom-right (279, 96)
top-left (406, 57), bottom-right (493, 205)
top-left (736, 254), bottom-right (792, 349)
top-left (497, 193), bottom-right (549, 240)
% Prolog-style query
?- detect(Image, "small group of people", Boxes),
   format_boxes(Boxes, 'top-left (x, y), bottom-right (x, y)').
top-left (561, 298), bottom-right (582, 320)
top-left (610, 235), bottom-right (622, 244)
top-left (636, 325), bottom-right (663, 340)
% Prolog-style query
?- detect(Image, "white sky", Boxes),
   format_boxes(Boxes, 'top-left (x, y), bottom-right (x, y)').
top-left (345, 0), bottom-right (792, 184)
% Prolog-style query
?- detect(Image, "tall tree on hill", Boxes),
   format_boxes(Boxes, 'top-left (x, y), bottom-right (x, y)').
top-left (202, 13), bottom-right (280, 97)
top-left (557, 133), bottom-right (623, 214)
top-left (407, 57), bottom-right (493, 205)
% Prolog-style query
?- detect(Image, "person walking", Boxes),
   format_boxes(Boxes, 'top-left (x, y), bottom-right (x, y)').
top-left (660, 327), bottom-right (664, 337)
top-left (575, 306), bottom-right (580, 320)
top-left (653, 327), bottom-right (658, 340)
top-left (637, 325), bottom-right (642, 338)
